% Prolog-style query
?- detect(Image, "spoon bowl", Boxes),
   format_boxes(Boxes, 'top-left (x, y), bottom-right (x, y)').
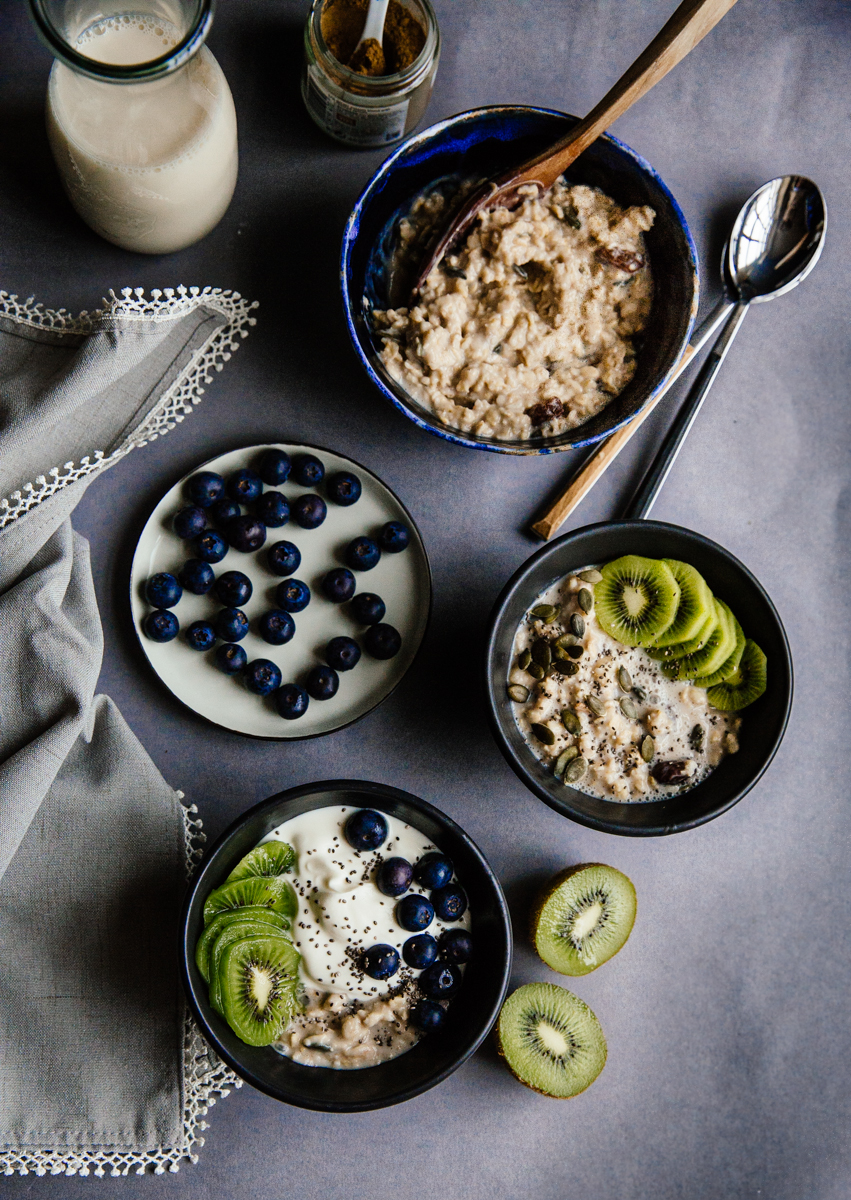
top-left (727, 175), bottom-right (826, 302)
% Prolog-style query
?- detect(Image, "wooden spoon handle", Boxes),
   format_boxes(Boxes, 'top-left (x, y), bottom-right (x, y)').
top-left (518, 0), bottom-right (741, 192)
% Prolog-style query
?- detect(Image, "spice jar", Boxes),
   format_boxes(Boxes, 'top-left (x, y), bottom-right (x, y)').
top-left (302, 0), bottom-right (439, 149)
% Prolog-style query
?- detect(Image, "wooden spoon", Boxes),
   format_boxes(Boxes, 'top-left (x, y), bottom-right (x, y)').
top-left (412, 0), bottom-right (739, 293)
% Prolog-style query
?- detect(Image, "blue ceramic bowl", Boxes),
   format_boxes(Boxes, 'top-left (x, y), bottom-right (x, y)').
top-left (342, 105), bottom-right (699, 455)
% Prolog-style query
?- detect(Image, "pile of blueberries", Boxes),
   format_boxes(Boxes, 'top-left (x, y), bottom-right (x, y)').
top-left (345, 809), bottom-right (472, 1035)
top-left (141, 448), bottom-right (411, 720)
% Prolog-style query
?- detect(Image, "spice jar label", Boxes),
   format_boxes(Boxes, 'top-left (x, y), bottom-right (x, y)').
top-left (305, 65), bottom-right (409, 147)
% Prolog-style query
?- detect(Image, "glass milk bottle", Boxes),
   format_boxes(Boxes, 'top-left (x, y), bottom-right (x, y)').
top-left (29, 0), bottom-right (238, 253)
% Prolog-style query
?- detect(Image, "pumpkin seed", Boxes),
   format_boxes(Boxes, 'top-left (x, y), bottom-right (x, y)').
top-left (507, 684), bottom-right (529, 703)
top-left (578, 588), bottom-right (593, 613)
top-left (512, 263), bottom-right (529, 280)
top-left (528, 663), bottom-right (545, 681)
top-left (690, 724), bottom-right (706, 752)
top-left (617, 666), bottom-right (633, 692)
top-left (570, 614), bottom-right (585, 638)
top-left (578, 569), bottom-right (603, 583)
top-left (586, 695), bottom-right (605, 718)
top-left (531, 638), bottom-right (552, 669)
top-left (530, 723), bottom-right (555, 746)
top-left (557, 633), bottom-right (579, 649)
top-left (633, 686), bottom-right (647, 702)
top-left (553, 745), bottom-right (579, 778)
top-left (620, 697), bottom-right (638, 720)
top-left (531, 604), bottom-right (558, 623)
top-left (443, 263), bottom-right (467, 279)
top-left (561, 708), bottom-right (581, 735)
top-left (565, 211), bottom-right (582, 231)
top-left (553, 660), bottom-right (580, 677)
top-left (553, 644), bottom-right (571, 662)
top-left (640, 735), bottom-right (655, 763)
top-left (493, 343), bottom-right (502, 354)
top-left (517, 648), bottom-right (531, 671)
top-left (564, 756), bottom-right (587, 784)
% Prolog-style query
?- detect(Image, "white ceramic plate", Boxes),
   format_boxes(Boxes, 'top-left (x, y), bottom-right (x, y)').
top-left (130, 443), bottom-right (431, 738)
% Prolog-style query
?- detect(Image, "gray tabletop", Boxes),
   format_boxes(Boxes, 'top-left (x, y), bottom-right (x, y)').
top-left (2, 0), bottom-right (850, 1196)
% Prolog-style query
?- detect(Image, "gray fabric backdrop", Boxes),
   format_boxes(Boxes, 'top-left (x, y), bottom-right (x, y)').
top-left (1, 0), bottom-right (849, 1196)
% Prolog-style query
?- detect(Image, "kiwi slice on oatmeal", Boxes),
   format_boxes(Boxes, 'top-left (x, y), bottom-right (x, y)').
top-left (497, 982), bottom-right (607, 1098)
top-left (595, 556), bottom-right (680, 647)
top-left (218, 935), bottom-right (301, 1046)
top-left (661, 599), bottom-right (736, 681)
top-left (647, 605), bottom-right (717, 661)
top-left (651, 560), bottom-right (715, 648)
top-left (532, 864), bottom-right (636, 977)
top-left (224, 840), bottom-right (294, 884)
top-left (692, 614), bottom-right (746, 688)
top-left (707, 639), bottom-right (767, 710)
top-left (203, 876), bottom-right (298, 925)
top-left (195, 908), bottom-right (290, 982)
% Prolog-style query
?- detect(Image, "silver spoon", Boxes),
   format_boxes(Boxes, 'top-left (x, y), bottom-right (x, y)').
top-left (622, 174), bottom-right (827, 520)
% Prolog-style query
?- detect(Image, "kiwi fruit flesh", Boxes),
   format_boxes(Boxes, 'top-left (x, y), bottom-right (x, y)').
top-left (707, 639), bottom-right (767, 710)
top-left (647, 606), bottom-right (717, 661)
top-left (595, 556), bottom-right (680, 647)
top-left (651, 560), bottom-right (715, 648)
top-left (203, 875), bottom-right (298, 925)
top-left (693, 615), bottom-right (746, 688)
top-left (497, 982), bottom-right (606, 1098)
top-left (532, 864), bottom-right (636, 976)
top-left (196, 908), bottom-right (290, 982)
top-left (661, 598), bottom-right (736, 681)
top-left (218, 935), bottom-right (301, 1046)
top-left (225, 840), bottom-right (295, 884)
top-left (208, 921), bottom-right (293, 1013)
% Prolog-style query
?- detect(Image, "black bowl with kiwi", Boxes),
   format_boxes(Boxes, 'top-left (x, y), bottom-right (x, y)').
top-left (484, 521), bottom-right (792, 836)
top-left (180, 780), bottom-right (512, 1111)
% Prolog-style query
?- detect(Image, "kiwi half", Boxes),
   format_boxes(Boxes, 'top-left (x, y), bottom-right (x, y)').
top-left (203, 875), bottom-right (298, 925)
top-left (651, 560), bottom-right (715, 648)
top-left (532, 864), bottom-right (636, 976)
top-left (707, 639), bottom-right (767, 710)
top-left (595, 556), bottom-right (680, 647)
top-left (218, 935), bottom-right (301, 1046)
top-left (497, 982), bottom-right (606, 1098)
top-left (225, 840), bottom-right (294, 884)
top-left (196, 908), bottom-right (291, 982)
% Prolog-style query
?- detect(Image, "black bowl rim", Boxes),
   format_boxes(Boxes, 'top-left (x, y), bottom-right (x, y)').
top-left (341, 103), bottom-right (699, 456)
top-left (180, 779), bottom-right (513, 1111)
top-left (483, 520), bottom-right (794, 836)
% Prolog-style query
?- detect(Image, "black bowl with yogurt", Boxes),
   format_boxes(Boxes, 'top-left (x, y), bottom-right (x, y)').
top-left (484, 521), bottom-right (793, 836)
top-left (180, 780), bottom-right (512, 1111)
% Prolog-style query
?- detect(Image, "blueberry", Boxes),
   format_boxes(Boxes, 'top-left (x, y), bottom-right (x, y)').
top-left (402, 933), bottom-right (438, 969)
top-left (364, 623), bottom-right (401, 660)
top-left (414, 852), bottom-right (454, 890)
top-left (172, 505), bottom-right (207, 540)
top-left (275, 682), bottom-right (310, 719)
top-left (396, 894), bottom-right (434, 932)
top-left (145, 572), bottom-right (182, 608)
top-left (258, 448), bottom-right (291, 486)
top-left (306, 665), bottom-right (339, 700)
top-left (255, 491), bottom-right (290, 528)
top-left (344, 809), bottom-right (388, 851)
top-left (418, 962), bottom-right (461, 1000)
top-left (258, 609), bottom-right (296, 645)
top-left (194, 531), bottom-right (228, 564)
top-left (379, 520), bottom-right (410, 553)
top-left (186, 620), bottom-right (216, 651)
top-left (210, 498), bottom-right (241, 526)
top-left (267, 541), bottom-right (302, 577)
top-left (143, 609), bottom-right (179, 642)
top-left (291, 453), bottom-right (325, 487)
top-left (292, 494), bottom-right (326, 529)
top-left (322, 567), bottom-right (356, 603)
top-left (362, 944), bottom-right (399, 981)
top-left (410, 999), bottom-right (445, 1033)
top-left (244, 658), bottom-right (282, 695)
top-left (276, 579), bottom-right (310, 613)
top-left (344, 536), bottom-right (381, 571)
top-left (439, 929), bottom-right (473, 964)
top-left (226, 467), bottom-right (262, 504)
top-left (326, 471), bottom-right (361, 506)
top-left (214, 570), bottom-right (253, 607)
top-left (350, 593), bottom-right (386, 625)
top-left (325, 635), bottom-right (361, 672)
top-left (178, 559), bottom-right (215, 595)
top-left (185, 470), bottom-right (224, 509)
top-left (376, 857), bottom-right (414, 897)
top-left (215, 607), bottom-right (250, 642)
top-left (226, 516), bottom-right (266, 553)
top-left (431, 884), bottom-right (467, 922)
top-left (215, 643), bottom-right (247, 675)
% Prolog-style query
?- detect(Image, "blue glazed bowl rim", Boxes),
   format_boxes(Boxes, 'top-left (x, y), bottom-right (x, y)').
top-left (341, 104), bottom-right (700, 456)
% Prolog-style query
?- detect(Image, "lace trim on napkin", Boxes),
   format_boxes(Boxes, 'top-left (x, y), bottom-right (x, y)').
top-left (0, 797), bottom-right (241, 1177)
top-left (0, 286), bottom-right (258, 530)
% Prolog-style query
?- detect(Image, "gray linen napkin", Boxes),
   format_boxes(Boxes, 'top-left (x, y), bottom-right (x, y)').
top-left (0, 287), bottom-right (255, 1177)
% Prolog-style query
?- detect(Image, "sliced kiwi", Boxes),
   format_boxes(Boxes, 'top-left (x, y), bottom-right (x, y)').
top-left (225, 840), bottom-right (295, 885)
top-left (497, 982), bottom-right (607, 1098)
top-left (595, 556), bottom-right (680, 647)
top-left (203, 876), bottom-right (298, 926)
top-left (707, 640), bottom-right (767, 710)
top-left (651, 560), bottom-right (715, 648)
top-left (218, 935), bottom-right (301, 1046)
top-left (661, 598), bottom-right (736, 681)
top-left (647, 606), bottom-right (717, 661)
top-left (692, 615), bottom-right (746, 688)
top-left (196, 908), bottom-right (290, 982)
top-left (532, 864), bottom-right (636, 976)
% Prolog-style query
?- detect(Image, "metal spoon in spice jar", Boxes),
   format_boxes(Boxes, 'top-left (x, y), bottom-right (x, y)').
top-left (348, 0), bottom-right (390, 75)
top-left (411, 0), bottom-right (739, 294)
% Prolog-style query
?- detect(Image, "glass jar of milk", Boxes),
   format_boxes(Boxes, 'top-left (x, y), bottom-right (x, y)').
top-left (29, 0), bottom-right (238, 254)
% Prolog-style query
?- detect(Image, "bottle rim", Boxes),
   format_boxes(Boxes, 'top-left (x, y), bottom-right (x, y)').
top-left (308, 0), bottom-right (439, 93)
top-left (27, 0), bottom-right (215, 82)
